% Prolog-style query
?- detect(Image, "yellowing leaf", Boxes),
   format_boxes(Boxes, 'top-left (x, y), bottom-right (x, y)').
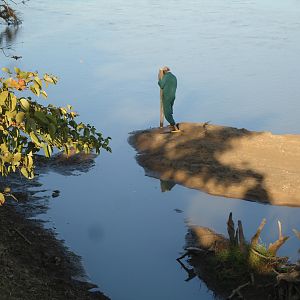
top-left (9, 94), bottom-right (17, 111)
top-left (20, 167), bottom-right (29, 178)
top-left (34, 77), bottom-right (42, 88)
top-left (30, 132), bottom-right (40, 146)
top-left (30, 85), bottom-right (40, 97)
top-left (42, 144), bottom-right (52, 158)
top-left (20, 98), bottom-right (30, 111)
top-left (13, 153), bottom-right (22, 163)
top-left (40, 90), bottom-right (48, 99)
top-left (0, 193), bottom-right (5, 205)
top-left (4, 187), bottom-right (11, 193)
top-left (0, 91), bottom-right (9, 105)
top-left (16, 112), bottom-right (25, 124)
top-left (1, 67), bottom-right (11, 73)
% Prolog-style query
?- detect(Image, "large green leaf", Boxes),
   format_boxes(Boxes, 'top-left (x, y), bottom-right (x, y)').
top-left (34, 111), bottom-right (49, 125)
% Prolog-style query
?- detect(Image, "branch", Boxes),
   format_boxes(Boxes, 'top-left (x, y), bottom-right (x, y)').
top-left (292, 229), bottom-right (300, 240)
top-left (251, 218), bottom-right (266, 247)
top-left (268, 221), bottom-right (289, 256)
top-left (14, 228), bottom-right (31, 245)
top-left (238, 220), bottom-right (246, 253)
top-left (227, 212), bottom-right (235, 245)
top-left (227, 281), bottom-right (251, 299)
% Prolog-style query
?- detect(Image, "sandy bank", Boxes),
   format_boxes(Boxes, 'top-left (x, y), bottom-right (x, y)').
top-left (129, 122), bottom-right (300, 206)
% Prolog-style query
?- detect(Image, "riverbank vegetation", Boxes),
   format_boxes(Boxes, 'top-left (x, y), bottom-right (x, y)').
top-left (0, 67), bottom-right (111, 204)
top-left (178, 213), bottom-right (300, 299)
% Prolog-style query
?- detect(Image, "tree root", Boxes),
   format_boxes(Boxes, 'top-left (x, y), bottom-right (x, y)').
top-left (227, 281), bottom-right (251, 299)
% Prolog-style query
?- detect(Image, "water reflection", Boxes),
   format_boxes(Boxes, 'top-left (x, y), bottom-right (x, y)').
top-left (0, 25), bottom-right (21, 58)
top-left (160, 179), bottom-right (176, 192)
top-left (0, 153), bottom-right (96, 216)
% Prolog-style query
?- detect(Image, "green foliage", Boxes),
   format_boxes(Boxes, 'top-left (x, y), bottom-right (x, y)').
top-left (0, 67), bottom-right (111, 204)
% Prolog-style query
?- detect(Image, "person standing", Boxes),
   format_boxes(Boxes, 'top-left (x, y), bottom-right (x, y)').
top-left (158, 66), bottom-right (180, 132)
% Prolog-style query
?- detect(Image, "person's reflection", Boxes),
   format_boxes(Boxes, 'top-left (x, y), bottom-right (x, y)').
top-left (160, 179), bottom-right (176, 192)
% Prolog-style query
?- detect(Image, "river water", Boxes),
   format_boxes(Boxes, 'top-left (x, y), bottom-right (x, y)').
top-left (2, 0), bottom-right (300, 299)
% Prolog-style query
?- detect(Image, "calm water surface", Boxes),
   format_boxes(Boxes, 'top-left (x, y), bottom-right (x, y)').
top-left (2, 1), bottom-right (300, 299)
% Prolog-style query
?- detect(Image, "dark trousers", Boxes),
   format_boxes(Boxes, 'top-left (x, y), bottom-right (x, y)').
top-left (163, 97), bottom-right (176, 126)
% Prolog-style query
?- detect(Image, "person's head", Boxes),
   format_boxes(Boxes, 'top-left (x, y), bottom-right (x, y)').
top-left (161, 66), bottom-right (170, 74)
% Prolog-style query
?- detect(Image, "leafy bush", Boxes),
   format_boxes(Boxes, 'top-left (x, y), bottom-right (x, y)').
top-left (0, 67), bottom-right (111, 204)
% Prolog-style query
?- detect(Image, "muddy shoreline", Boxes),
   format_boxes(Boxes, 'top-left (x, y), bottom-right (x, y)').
top-left (0, 154), bottom-right (110, 300)
top-left (129, 122), bottom-right (300, 206)
top-left (0, 203), bottom-right (109, 300)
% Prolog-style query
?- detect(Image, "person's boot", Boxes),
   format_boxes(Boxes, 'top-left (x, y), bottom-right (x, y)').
top-left (171, 124), bottom-right (181, 133)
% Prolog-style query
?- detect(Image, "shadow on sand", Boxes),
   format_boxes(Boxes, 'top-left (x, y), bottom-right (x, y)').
top-left (129, 122), bottom-right (300, 206)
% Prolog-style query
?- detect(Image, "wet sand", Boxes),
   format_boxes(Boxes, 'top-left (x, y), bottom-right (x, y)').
top-left (129, 122), bottom-right (300, 206)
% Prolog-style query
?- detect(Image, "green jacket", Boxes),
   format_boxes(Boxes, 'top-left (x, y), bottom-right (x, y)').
top-left (158, 72), bottom-right (177, 101)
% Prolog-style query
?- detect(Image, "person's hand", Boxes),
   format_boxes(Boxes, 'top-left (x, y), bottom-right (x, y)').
top-left (158, 69), bottom-right (164, 80)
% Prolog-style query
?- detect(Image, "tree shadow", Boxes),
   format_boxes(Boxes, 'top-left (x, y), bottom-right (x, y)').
top-left (129, 122), bottom-right (299, 206)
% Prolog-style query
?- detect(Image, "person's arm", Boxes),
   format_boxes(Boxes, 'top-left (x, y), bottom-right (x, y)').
top-left (158, 73), bottom-right (167, 88)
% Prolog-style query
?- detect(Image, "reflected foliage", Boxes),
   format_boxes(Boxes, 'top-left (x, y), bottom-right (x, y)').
top-left (160, 179), bottom-right (176, 192)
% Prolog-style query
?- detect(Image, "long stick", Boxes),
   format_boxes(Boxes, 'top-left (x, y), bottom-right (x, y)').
top-left (160, 88), bottom-right (164, 128)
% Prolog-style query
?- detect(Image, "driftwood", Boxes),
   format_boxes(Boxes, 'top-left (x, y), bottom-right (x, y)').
top-left (178, 213), bottom-right (299, 300)
top-left (250, 219), bottom-right (289, 257)
top-left (188, 214), bottom-right (290, 260)
top-left (268, 221), bottom-right (290, 256)
top-left (250, 218), bottom-right (267, 247)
